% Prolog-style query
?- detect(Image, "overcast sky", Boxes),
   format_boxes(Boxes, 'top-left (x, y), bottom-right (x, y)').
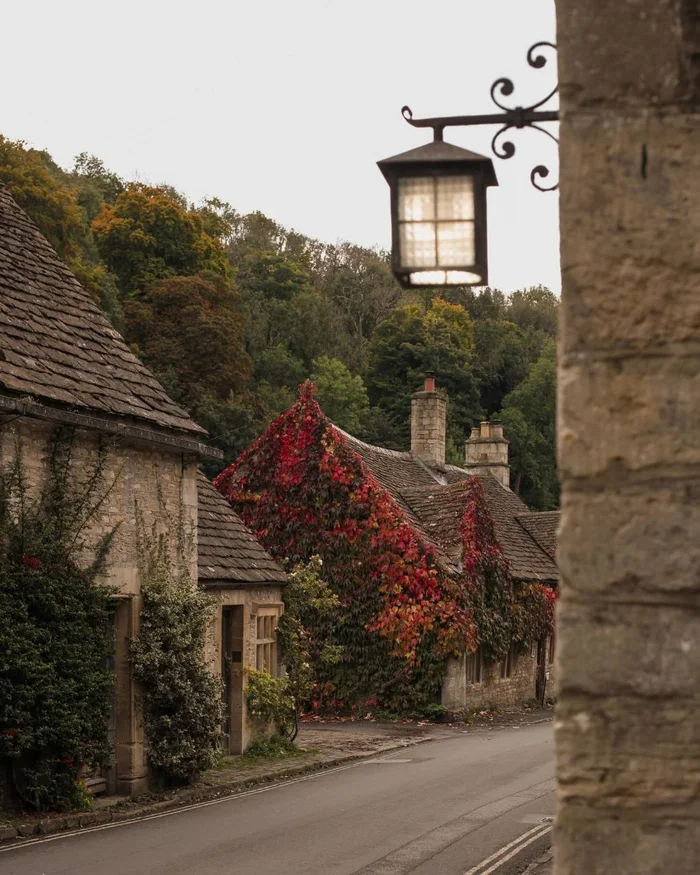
top-left (3, 0), bottom-right (559, 293)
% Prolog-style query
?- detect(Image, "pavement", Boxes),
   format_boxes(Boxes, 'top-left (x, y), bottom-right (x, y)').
top-left (0, 720), bottom-right (555, 875)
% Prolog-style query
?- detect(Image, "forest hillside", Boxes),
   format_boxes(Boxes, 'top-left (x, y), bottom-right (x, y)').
top-left (0, 135), bottom-right (558, 509)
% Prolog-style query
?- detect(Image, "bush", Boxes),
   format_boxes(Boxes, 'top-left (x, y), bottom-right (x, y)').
top-left (0, 431), bottom-right (115, 811)
top-left (131, 526), bottom-right (223, 786)
top-left (245, 669), bottom-right (294, 728)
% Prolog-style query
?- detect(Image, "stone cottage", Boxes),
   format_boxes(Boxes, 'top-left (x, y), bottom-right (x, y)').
top-left (339, 376), bottom-right (559, 712)
top-left (0, 185), bottom-right (285, 795)
top-left (197, 473), bottom-right (287, 753)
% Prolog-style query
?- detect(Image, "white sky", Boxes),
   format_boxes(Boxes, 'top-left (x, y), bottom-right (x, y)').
top-left (2, 0), bottom-right (560, 294)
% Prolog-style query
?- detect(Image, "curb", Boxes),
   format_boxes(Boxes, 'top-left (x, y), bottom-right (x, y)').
top-left (0, 735), bottom-right (435, 847)
top-left (522, 847), bottom-right (553, 874)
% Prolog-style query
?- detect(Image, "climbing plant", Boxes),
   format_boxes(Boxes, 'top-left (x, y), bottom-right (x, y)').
top-left (0, 430), bottom-right (116, 812)
top-left (215, 383), bottom-right (554, 711)
top-left (131, 516), bottom-right (223, 787)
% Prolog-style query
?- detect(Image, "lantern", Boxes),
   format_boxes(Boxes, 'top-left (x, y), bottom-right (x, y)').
top-left (377, 137), bottom-right (498, 288)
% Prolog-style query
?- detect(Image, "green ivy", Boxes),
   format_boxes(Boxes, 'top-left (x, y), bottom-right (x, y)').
top-left (131, 524), bottom-right (223, 787)
top-left (0, 430), bottom-right (116, 812)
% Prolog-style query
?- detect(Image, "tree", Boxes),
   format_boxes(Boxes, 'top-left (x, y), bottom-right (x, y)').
top-left (310, 356), bottom-right (369, 434)
top-left (367, 298), bottom-right (482, 455)
top-left (499, 338), bottom-right (558, 509)
top-left (0, 135), bottom-right (84, 259)
top-left (505, 285), bottom-right (558, 338)
top-left (473, 319), bottom-right (531, 416)
top-left (92, 184), bottom-right (229, 295)
top-left (123, 272), bottom-right (252, 409)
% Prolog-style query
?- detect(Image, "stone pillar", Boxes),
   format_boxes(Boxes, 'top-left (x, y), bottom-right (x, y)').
top-left (411, 374), bottom-right (447, 466)
top-left (465, 420), bottom-right (510, 487)
top-left (554, 2), bottom-right (700, 873)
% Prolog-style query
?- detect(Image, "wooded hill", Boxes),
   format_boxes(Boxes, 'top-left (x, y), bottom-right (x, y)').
top-left (0, 135), bottom-right (558, 510)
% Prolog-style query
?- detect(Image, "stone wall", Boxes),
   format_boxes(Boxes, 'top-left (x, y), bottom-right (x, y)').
top-left (555, 2), bottom-right (700, 872)
top-left (0, 415), bottom-right (199, 795)
top-left (442, 639), bottom-right (552, 712)
top-left (205, 585), bottom-right (284, 753)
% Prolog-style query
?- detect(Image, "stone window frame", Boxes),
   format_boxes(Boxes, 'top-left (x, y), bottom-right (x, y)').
top-left (255, 609), bottom-right (279, 676)
top-left (465, 648), bottom-right (483, 684)
top-left (500, 643), bottom-right (518, 679)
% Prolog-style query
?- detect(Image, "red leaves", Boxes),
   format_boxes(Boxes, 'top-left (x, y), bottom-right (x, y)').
top-left (22, 553), bottom-right (42, 571)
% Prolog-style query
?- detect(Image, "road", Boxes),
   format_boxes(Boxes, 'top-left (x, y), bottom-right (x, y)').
top-left (1, 722), bottom-right (554, 875)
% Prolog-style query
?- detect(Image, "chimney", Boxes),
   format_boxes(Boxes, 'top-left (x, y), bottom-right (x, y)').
top-left (465, 418), bottom-right (510, 487)
top-left (411, 374), bottom-right (446, 467)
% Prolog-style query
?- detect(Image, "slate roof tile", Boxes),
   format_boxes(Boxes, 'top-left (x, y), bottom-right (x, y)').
top-left (516, 511), bottom-right (559, 560)
top-left (336, 426), bottom-right (559, 583)
top-left (0, 185), bottom-right (204, 436)
top-left (197, 473), bottom-right (287, 586)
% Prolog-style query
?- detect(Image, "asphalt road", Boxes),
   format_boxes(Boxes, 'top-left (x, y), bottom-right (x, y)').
top-left (1, 722), bottom-right (555, 875)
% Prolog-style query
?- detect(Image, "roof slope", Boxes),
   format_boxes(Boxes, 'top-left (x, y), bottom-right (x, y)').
top-left (197, 473), bottom-right (287, 586)
top-left (516, 510), bottom-right (559, 560)
top-left (0, 185), bottom-right (203, 435)
top-left (336, 426), bottom-right (558, 583)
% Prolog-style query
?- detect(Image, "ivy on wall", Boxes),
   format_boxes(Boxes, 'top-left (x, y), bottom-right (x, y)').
top-left (215, 383), bottom-right (555, 711)
top-left (0, 430), bottom-right (115, 812)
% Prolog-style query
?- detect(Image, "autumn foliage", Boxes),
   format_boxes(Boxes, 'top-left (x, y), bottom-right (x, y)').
top-left (215, 383), bottom-right (554, 710)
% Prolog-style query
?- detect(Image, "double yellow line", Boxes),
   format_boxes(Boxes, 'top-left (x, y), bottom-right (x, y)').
top-left (463, 822), bottom-right (552, 875)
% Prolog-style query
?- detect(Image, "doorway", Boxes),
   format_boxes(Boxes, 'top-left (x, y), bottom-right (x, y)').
top-left (221, 605), bottom-right (245, 754)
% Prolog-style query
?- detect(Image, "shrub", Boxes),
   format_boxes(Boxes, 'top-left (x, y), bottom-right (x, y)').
top-left (0, 430), bottom-right (115, 811)
top-left (131, 525), bottom-right (223, 786)
top-left (245, 669), bottom-right (294, 729)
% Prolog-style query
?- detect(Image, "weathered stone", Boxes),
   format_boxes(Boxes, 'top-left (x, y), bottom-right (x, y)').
top-left (555, 0), bottom-right (700, 871)
top-left (558, 112), bottom-right (700, 356)
top-left (16, 821), bottom-right (39, 837)
top-left (78, 810), bottom-right (112, 828)
top-left (0, 825), bottom-right (18, 841)
top-left (557, 0), bottom-right (698, 108)
top-left (558, 484), bottom-right (700, 595)
top-left (557, 599), bottom-right (700, 697)
top-left (559, 355), bottom-right (700, 480)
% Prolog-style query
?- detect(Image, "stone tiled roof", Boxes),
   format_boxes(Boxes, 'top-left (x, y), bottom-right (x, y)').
top-left (0, 185), bottom-right (204, 436)
top-left (336, 426), bottom-right (558, 583)
top-left (197, 473), bottom-right (287, 586)
top-left (516, 510), bottom-right (559, 560)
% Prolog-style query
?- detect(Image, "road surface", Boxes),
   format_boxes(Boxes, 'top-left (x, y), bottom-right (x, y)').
top-left (1, 722), bottom-right (554, 875)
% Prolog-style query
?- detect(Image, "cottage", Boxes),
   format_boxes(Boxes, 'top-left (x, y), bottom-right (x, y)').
top-left (217, 376), bottom-right (559, 713)
top-left (0, 185), bottom-right (285, 795)
top-left (342, 377), bottom-right (559, 711)
top-left (197, 473), bottom-right (287, 753)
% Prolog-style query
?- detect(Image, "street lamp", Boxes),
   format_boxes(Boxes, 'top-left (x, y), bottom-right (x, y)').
top-left (379, 42), bottom-right (559, 289)
top-left (377, 136), bottom-right (497, 289)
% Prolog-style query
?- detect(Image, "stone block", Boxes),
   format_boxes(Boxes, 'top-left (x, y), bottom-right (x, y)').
top-left (558, 112), bottom-right (700, 355)
top-left (0, 825), bottom-right (18, 841)
top-left (16, 821), bottom-right (39, 836)
top-left (556, 599), bottom-right (700, 698)
top-left (556, 0), bottom-right (696, 107)
top-left (558, 483), bottom-right (700, 594)
top-left (555, 810), bottom-right (700, 875)
top-left (558, 355), bottom-right (700, 479)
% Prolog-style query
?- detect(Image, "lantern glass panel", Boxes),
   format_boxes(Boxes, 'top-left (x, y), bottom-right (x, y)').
top-left (437, 221), bottom-right (475, 266)
top-left (436, 176), bottom-right (474, 220)
top-left (399, 222), bottom-right (436, 268)
top-left (398, 178), bottom-right (435, 221)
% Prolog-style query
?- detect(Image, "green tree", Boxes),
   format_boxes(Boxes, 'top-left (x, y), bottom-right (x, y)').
top-left (123, 272), bottom-right (252, 408)
top-left (92, 184), bottom-right (229, 295)
top-left (0, 135), bottom-right (84, 259)
top-left (499, 338), bottom-right (558, 509)
top-left (310, 356), bottom-right (369, 434)
top-left (473, 319), bottom-right (531, 416)
top-left (367, 298), bottom-right (481, 455)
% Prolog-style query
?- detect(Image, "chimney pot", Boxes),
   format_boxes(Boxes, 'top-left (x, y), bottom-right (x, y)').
top-left (424, 374), bottom-right (436, 393)
top-left (480, 420), bottom-right (491, 438)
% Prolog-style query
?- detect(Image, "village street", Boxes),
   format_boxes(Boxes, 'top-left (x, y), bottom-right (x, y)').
top-left (1, 722), bottom-right (553, 875)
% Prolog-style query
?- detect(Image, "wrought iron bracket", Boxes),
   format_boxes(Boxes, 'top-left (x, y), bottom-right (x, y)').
top-left (401, 42), bottom-right (559, 191)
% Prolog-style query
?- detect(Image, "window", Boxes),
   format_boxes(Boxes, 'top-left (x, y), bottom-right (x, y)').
top-left (548, 633), bottom-right (556, 665)
top-left (465, 649), bottom-right (482, 684)
top-left (255, 614), bottom-right (278, 675)
top-left (501, 644), bottom-right (518, 679)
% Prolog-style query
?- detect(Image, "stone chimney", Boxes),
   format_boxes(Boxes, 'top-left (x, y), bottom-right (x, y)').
top-left (411, 374), bottom-right (446, 467)
top-left (465, 419), bottom-right (510, 487)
